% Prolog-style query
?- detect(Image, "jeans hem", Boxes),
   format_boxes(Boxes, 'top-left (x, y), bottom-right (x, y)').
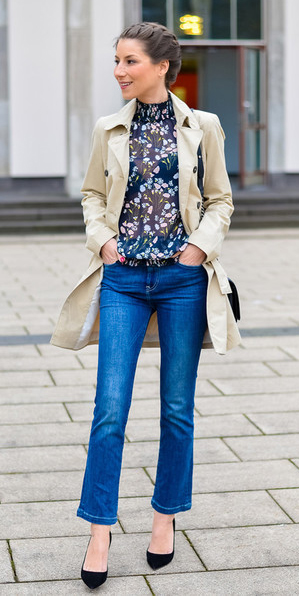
top-left (151, 498), bottom-right (192, 514)
top-left (77, 507), bottom-right (117, 525)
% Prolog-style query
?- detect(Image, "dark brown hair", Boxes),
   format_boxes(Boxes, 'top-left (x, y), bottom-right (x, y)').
top-left (115, 22), bottom-right (181, 89)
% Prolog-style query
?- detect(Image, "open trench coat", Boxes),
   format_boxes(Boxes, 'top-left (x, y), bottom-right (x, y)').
top-left (51, 92), bottom-right (241, 354)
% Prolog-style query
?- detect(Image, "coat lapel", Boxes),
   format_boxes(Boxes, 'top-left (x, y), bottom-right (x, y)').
top-left (108, 131), bottom-right (130, 181)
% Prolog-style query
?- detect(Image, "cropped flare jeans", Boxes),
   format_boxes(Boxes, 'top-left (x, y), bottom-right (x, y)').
top-left (77, 260), bottom-right (208, 525)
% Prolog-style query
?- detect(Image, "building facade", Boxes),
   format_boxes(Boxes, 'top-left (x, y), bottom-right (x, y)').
top-left (0, 0), bottom-right (298, 197)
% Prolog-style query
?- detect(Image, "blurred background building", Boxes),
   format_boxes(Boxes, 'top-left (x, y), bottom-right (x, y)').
top-left (0, 0), bottom-right (298, 229)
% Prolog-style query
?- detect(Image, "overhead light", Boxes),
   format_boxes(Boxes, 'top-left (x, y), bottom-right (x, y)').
top-left (179, 14), bottom-right (203, 36)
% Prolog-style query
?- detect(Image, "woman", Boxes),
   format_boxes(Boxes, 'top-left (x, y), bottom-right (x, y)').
top-left (51, 22), bottom-right (240, 589)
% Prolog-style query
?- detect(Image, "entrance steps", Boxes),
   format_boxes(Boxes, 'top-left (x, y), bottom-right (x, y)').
top-left (231, 193), bottom-right (299, 229)
top-left (0, 195), bottom-right (84, 234)
top-left (0, 191), bottom-right (299, 233)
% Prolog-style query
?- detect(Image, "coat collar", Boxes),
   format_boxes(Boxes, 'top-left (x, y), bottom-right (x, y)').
top-left (103, 91), bottom-right (200, 132)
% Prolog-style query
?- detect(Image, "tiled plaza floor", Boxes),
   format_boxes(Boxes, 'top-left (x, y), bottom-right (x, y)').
top-left (1, 228), bottom-right (299, 595)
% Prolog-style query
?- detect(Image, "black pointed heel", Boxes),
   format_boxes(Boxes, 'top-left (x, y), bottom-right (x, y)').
top-left (81, 531), bottom-right (112, 590)
top-left (147, 518), bottom-right (175, 570)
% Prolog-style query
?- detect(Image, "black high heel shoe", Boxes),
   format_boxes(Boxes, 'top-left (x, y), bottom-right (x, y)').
top-left (81, 531), bottom-right (112, 590)
top-left (147, 518), bottom-right (175, 570)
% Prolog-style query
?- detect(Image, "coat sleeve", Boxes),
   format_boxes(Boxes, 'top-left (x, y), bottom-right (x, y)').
top-left (188, 113), bottom-right (233, 262)
top-left (81, 119), bottom-right (116, 257)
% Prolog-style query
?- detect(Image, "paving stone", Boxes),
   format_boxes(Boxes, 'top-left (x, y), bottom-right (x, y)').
top-left (269, 360), bottom-right (299, 376)
top-left (193, 438), bottom-right (239, 463)
top-left (138, 348), bottom-right (161, 366)
top-left (148, 567), bottom-right (299, 596)
top-left (0, 577), bottom-right (151, 595)
top-left (194, 379), bottom-right (222, 397)
top-left (0, 541), bottom-right (15, 583)
top-left (192, 460), bottom-right (299, 493)
top-left (11, 532), bottom-right (204, 581)
top-left (247, 412), bottom-right (299, 434)
top-left (198, 362), bottom-right (275, 379)
top-left (0, 356), bottom-right (82, 372)
top-left (0, 502), bottom-right (83, 540)
top-left (64, 402), bottom-right (94, 421)
top-left (0, 346), bottom-right (38, 358)
top-left (23, 324), bottom-right (55, 334)
top-left (129, 398), bottom-right (160, 419)
top-left (225, 434), bottom-right (299, 461)
top-left (118, 490), bottom-right (289, 533)
top-left (0, 501), bottom-right (123, 540)
top-left (0, 445), bottom-right (86, 474)
top-left (147, 461), bottom-right (299, 493)
top-left (119, 468), bottom-right (154, 498)
top-left (269, 488), bottom-right (299, 522)
top-left (125, 418), bottom-right (161, 442)
top-left (38, 343), bottom-right (98, 358)
top-left (211, 376), bottom-right (299, 395)
top-left (0, 371), bottom-right (53, 388)
top-left (50, 369), bottom-right (97, 386)
top-left (0, 325), bottom-right (27, 335)
top-left (197, 393), bottom-right (299, 415)
top-left (0, 386), bottom-right (95, 405)
top-left (122, 441), bottom-right (159, 469)
top-left (0, 404), bottom-right (70, 425)
top-left (0, 421), bottom-right (91, 448)
top-left (194, 414), bottom-right (261, 438)
top-left (0, 471), bottom-right (84, 503)
top-left (199, 347), bottom-right (292, 364)
top-left (132, 383), bottom-right (159, 399)
top-left (283, 346), bottom-right (299, 360)
top-left (186, 524), bottom-right (299, 570)
top-left (240, 335), bottom-right (299, 349)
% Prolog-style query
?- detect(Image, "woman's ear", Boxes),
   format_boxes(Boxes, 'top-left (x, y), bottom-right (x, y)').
top-left (159, 59), bottom-right (169, 77)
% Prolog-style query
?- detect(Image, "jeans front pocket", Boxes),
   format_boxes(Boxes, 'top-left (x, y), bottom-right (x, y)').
top-left (176, 261), bottom-right (202, 270)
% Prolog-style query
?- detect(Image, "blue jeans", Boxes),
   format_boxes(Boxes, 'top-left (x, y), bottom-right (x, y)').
top-left (77, 260), bottom-right (208, 524)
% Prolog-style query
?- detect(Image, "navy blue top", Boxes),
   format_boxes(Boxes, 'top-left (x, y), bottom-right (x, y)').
top-left (117, 95), bottom-right (188, 263)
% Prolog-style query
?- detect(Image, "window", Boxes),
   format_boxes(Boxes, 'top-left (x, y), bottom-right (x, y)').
top-left (142, 0), bottom-right (167, 27)
top-left (142, 0), bottom-right (262, 40)
top-left (237, 0), bottom-right (261, 39)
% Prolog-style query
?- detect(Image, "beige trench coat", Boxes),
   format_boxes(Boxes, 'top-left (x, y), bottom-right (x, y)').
top-left (51, 92), bottom-right (241, 354)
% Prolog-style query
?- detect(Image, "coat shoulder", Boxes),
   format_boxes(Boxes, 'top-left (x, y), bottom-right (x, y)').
top-left (192, 110), bottom-right (225, 140)
top-left (192, 109), bottom-right (221, 131)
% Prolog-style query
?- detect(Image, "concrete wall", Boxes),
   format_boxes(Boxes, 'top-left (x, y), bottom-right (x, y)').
top-left (0, 0), bottom-right (8, 176)
top-left (91, 0), bottom-right (124, 122)
top-left (284, 0), bottom-right (299, 173)
top-left (7, 0), bottom-right (67, 177)
top-left (266, 0), bottom-right (284, 176)
top-left (66, 0), bottom-right (125, 196)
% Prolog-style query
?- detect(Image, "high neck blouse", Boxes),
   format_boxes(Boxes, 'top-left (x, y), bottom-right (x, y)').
top-left (117, 95), bottom-right (188, 263)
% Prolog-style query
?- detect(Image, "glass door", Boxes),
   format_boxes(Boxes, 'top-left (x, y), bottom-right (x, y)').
top-left (239, 46), bottom-right (267, 187)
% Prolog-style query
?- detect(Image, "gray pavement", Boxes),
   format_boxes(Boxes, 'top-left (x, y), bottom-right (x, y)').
top-left (1, 228), bottom-right (299, 595)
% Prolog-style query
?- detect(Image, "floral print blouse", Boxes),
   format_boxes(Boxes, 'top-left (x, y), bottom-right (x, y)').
top-left (117, 95), bottom-right (188, 263)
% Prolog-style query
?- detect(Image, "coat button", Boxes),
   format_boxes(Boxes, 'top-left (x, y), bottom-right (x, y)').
top-left (193, 166), bottom-right (197, 173)
top-left (104, 169), bottom-right (108, 177)
top-left (197, 201), bottom-right (201, 209)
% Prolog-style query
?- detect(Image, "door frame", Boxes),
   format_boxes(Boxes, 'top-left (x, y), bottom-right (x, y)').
top-left (178, 41), bottom-right (267, 188)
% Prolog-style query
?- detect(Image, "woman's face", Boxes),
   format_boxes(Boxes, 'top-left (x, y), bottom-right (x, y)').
top-left (114, 38), bottom-right (169, 104)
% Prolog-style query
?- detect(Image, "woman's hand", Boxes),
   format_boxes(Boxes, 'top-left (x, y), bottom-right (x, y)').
top-left (178, 243), bottom-right (207, 266)
top-left (100, 238), bottom-right (120, 264)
